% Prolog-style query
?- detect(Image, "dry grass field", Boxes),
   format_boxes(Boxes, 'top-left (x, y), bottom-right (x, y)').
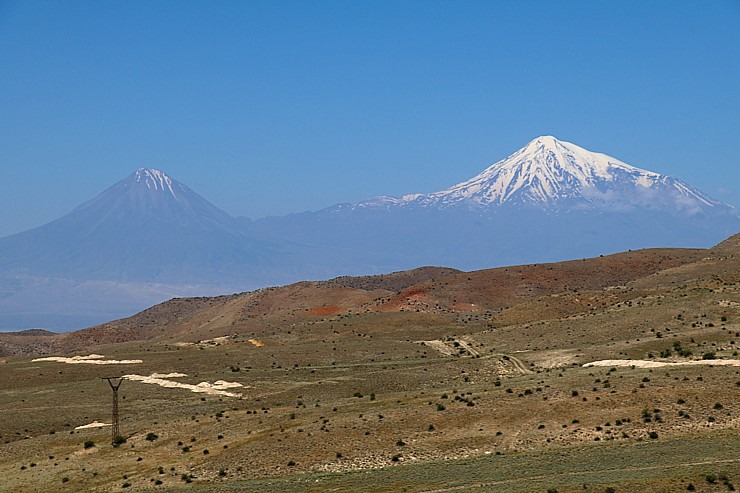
top-left (0, 235), bottom-right (738, 492)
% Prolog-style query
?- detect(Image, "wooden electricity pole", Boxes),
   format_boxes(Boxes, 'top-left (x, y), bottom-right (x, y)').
top-left (103, 377), bottom-right (123, 445)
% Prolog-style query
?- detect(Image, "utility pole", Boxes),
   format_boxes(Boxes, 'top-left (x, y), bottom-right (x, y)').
top-left (103, 377), bottom-right (123, 445)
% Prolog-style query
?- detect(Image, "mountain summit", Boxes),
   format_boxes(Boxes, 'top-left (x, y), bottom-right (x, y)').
top-left (71, 168), bottom-right (238, 230)
top-left (362, 136), bottom-right (722, 214)
top-left (256, 135), bottom-right (739, 277)
top-left (0, 168), bottom-right (287, 285)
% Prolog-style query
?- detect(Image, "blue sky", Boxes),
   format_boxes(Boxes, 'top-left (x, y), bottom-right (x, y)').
top-left (0, 0), bottom-right (738, 237)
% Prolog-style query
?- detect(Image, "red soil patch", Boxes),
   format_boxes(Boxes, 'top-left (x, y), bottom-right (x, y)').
top-left (402, 287), bottom-right (428, 298)
top-left (305, 305), bottom-right (342, 316)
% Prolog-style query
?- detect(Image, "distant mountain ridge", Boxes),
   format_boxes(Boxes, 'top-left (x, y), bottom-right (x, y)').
top-left (0, 137), bottom-right (737, 330)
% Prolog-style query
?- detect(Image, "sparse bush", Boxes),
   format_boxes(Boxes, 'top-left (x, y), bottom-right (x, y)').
top-left (145, 432), bottom-right (159, 441)
top-left (113, 435), bottom-right (126, 447)
top-left (703, 352), bottom-right (717, 360)
top-left (648, 431), bottom-right (659, 439)
top-left (83, 440), bottom-right (95, 449)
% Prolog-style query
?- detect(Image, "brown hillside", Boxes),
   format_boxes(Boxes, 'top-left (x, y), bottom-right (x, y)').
top-left (0, 234), bottom-right (737, 492)
top-left (0, 239), bottom-right (731, 358)
top-left (372, 248), bottom-right (705, 315)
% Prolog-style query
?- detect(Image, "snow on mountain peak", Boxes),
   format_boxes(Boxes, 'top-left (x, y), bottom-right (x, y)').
top-left (362, 136), bottom-right (720, 213)
top-left (134, 168), bottom-right (177, 197)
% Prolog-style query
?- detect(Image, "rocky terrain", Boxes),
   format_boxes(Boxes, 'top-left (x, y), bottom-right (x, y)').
top-left (0, 234), bottom-right (737, 492)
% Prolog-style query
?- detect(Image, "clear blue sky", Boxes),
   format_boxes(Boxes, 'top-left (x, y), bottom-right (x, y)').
top-left (1, 0), bottom-right (738, 237)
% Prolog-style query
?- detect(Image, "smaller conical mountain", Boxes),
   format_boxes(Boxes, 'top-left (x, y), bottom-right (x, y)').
top-left (0, 168), bottom-right (284, 284)
top-left (67, 168), bottom-right (238, 231)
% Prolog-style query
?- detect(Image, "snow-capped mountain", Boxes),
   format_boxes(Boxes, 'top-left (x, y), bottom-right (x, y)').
top-left (255, 135), bottom-right (738, 275)
top-left (70, 167), bottom-right (239, 231)
top-left (359, 136), bottom-right (722, 214)
top-left (0, 169), bottom-right (298, 329)
top-left (0, 168), bottom-right (299, 284)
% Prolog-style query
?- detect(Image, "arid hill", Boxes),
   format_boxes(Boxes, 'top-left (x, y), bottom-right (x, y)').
top-left (0, 234), bottom-right (737, 492)
top-left (0, 243), bottom-right (717, 357)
